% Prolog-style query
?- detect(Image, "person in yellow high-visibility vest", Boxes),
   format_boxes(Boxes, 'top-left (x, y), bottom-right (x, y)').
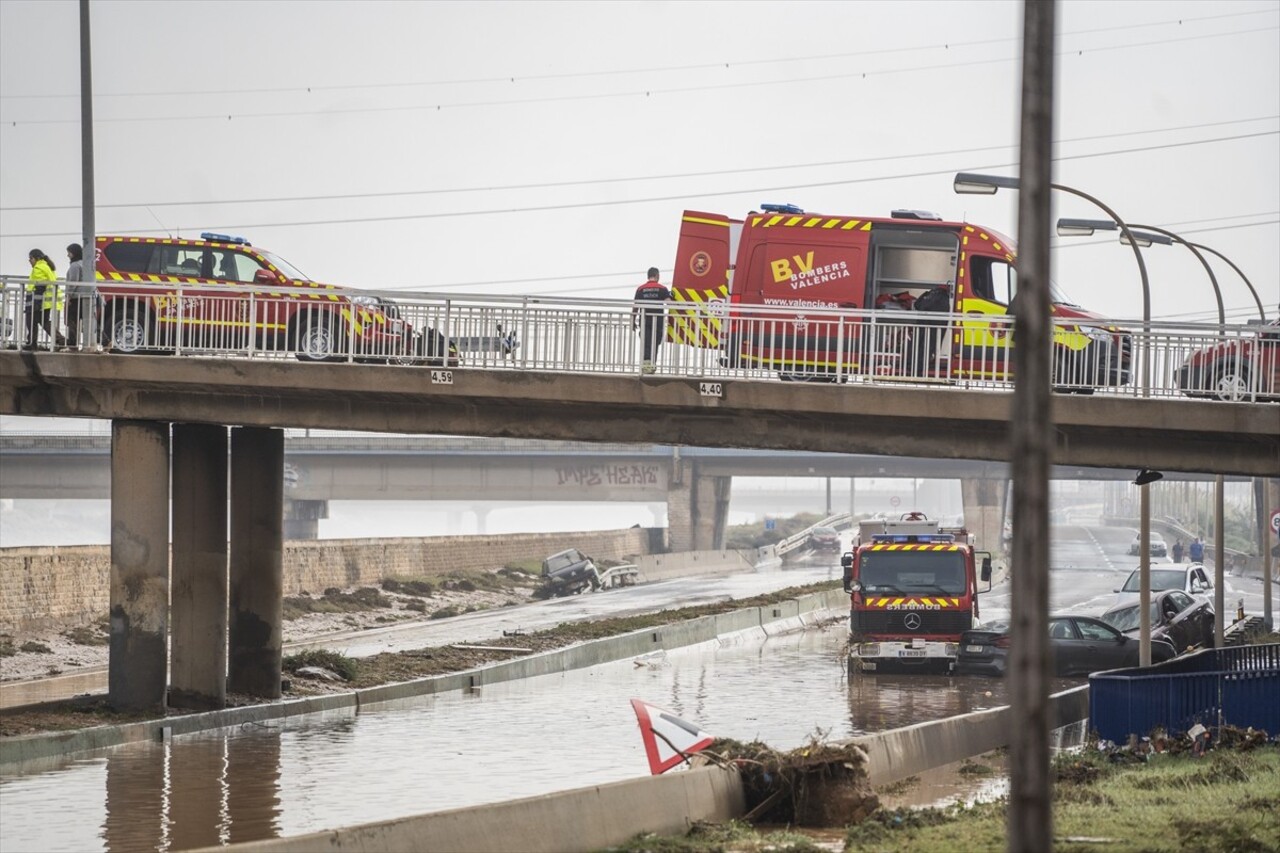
top-left (24, 248), bottom-right (66, 350)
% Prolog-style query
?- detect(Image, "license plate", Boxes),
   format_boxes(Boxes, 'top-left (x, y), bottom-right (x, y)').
top-left (898, 649), bottom-right (927, 658)
top-left (966, 645), bottom-right (985, 653)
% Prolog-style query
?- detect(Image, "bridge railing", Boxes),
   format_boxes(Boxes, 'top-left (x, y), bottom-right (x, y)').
top-left (2, 278), bottom-right (1274, 402)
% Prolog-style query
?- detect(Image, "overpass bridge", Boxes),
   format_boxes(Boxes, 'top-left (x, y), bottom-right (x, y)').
top-left (2, 289), bottom-right (1275, 714)
top-left (1, 434), bottom-right (1254, 539)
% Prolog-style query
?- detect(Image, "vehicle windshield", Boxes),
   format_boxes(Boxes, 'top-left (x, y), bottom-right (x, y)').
top-left (813, 527), bottom-right (837, 536)
top-left (857, 551), bottom-right (968, 595)
top-left (544, 552), bottom-right (579, 573)
top-left (1100, 602), bottom-right (1158, 633)
top-left (257, 248), bottom-right (309, 282)
top-left (1121, 569), bottom-right (1184, 593)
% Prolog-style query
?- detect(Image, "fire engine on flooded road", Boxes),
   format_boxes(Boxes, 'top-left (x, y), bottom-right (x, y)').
top-left (841, 513), bottom-right (993, 673)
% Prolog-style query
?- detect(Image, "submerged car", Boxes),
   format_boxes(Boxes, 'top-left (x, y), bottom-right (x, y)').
top-left (956, 615), bottom-right (1176, 677)
top-left (1127, 532), bottom-right (1168, 557)
top-left (807, 526), bottom-right (841, 551)
top-left (1099, 589), bottom-right (1216, 654)
top-left (1112, 563), bottom-right (1214, 608)
top-left (1175, 317), bottom-right (1280, 402)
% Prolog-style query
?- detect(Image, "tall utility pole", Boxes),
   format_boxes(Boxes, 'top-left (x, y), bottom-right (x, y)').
top-left (1008, 1), bottom-right (1056, 851)
top-left (80, 0), bottom-right (96, 313)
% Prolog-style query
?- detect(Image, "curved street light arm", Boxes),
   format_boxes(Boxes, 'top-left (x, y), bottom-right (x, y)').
top-left (1130, 224), bottom-right (1223, 326)
top-left (1187, 242), bottom-right (1266, 322)
top-left (1048, 183), bottom-right (1150, 328)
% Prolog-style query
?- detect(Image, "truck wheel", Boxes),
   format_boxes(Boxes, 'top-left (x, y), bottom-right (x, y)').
top-left (107, 301), bottom-right (152, 354)
top-left (294, 316), bottom-right (344, 362)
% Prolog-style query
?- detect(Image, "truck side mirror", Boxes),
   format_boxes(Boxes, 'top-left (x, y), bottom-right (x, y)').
top-left (840, 552), bottom-right (853, 569)
top-left (981, 556), bottom-right (992, 583)
top-left (253, 269), bottom-right (278, 286)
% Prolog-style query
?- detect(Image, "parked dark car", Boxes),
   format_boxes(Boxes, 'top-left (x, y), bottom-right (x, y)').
top-left (956, 615), bottom-right (1176, 677)
top-left (807, 526), bottom-right (841, 552)
top-left (1127, 532), bottom-right (1167, 557)
top-left (1175, 317), bottom-right (1280, 402)
top-left (1099, 589), bottom-right (1216, 655)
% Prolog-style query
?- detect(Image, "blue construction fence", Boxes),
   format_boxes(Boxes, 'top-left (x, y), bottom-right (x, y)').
top-left (1089, 643), bottom-right (1280, 743)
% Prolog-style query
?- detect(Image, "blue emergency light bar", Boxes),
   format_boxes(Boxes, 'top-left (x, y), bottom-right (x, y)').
top-left (200, 232), bottom-right (251, 246)
top-left (760, 203), bottom-right (804, 214)
top-left (872, 534), bottom-right (956, 544)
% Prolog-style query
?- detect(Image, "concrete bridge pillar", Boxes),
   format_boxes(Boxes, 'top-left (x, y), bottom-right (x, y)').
top-left (170, 423), bottom-right (229, 710)
top-left (283, 499), bottom-right (328, 540)
top-left (228, 427), bottom-right (284, 698)
top-left (108, 420), bottom-right (171, 712)
top-left (667, 465), bottom-right (731, 552)
top-left (961, 478), bottom-right (1007, 561)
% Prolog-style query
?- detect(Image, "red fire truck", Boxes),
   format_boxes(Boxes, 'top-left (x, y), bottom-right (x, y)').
top-left (668, 204), bottom-right (1129, 387)
top-left (840, 513), bottom-right (992, 673)
top-left (91, 233), bottom-right (454, 364)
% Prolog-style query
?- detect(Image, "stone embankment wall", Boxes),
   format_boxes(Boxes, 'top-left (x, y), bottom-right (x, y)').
top-left (0, 528), bottom-right (655, 634)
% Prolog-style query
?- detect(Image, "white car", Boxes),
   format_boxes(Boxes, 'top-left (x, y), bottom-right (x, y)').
top-left (1127, 532), bottom-right (1168, 557)
top-left (1111, 562), bottom-right (1215, 609)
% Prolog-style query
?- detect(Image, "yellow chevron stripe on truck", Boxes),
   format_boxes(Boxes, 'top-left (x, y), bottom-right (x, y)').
top-left (669, 284), bottom-right (729, 348)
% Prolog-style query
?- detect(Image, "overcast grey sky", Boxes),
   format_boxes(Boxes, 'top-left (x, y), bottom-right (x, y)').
top-left (1, 0), bottom-right (1277, 323)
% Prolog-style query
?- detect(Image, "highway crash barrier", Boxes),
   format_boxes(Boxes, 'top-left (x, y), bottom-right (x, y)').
top-left (186, 686), bottom-right (1089, 853)
top-left (1089, 642), bottom-right (1280, 743)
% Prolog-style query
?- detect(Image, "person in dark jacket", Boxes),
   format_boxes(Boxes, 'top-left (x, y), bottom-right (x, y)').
top-left (631, 267), bottom-right (671, 374)
top-left (1172, 538), bottom-right (1184, 563)
top-left (64, 243), bottom-right (99, 350)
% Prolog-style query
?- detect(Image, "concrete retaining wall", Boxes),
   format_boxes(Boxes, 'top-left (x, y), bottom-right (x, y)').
top-left (0, 528), bottom-right (659, 634)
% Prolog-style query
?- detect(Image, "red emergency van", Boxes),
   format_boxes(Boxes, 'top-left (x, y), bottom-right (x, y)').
top-left (668, 205), bottom-right (1130, 387)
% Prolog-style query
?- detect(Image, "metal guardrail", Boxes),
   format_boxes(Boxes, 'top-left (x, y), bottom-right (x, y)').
top-left (3, 278), bottom-right (1276, 402)
top-left (775, 512), bottom-right (852, 556)
top-left (1088, 643), bottom-right (1280, 741)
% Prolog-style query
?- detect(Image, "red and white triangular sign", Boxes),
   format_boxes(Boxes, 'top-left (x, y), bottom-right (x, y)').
top-left (631, 698), bottom-right (715, 775)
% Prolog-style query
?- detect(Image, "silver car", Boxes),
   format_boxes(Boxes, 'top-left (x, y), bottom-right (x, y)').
top-left (1111, 563), bottom-right (1214, 609)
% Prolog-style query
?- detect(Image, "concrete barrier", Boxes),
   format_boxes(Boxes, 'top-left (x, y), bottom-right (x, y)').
top-left (635, 549), bottom-right (754, 583)
top-left (190, 680), bottom-right (1089, 853)
top-left (852, 684), bottom-right (1090, 785)
top-left (186, 764), bottom-right (746, 853)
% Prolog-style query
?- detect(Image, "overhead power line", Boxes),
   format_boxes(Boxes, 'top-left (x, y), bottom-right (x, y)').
top-left (4, 25), bottom-right (1276, 127)
top-left (4, 115), bottom-right (1275, 213)
top-left (10, 131), bottom-right (1273, 239)
top-left (2, 7), bottom-right (1272, 101)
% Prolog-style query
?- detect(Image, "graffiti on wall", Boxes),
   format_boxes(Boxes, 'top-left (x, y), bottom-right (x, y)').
top-left (554, 465), bottom-right (662, 487)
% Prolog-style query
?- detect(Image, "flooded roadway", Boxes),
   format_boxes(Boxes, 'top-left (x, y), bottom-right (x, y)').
top-left (2, 621), bottom-right (1048, 852)
top-left (3, 520), bottom-right (1270, 851)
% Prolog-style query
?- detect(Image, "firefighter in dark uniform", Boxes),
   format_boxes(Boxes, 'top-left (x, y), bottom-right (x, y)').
top-left (632, 267), bottom-right (671, 374)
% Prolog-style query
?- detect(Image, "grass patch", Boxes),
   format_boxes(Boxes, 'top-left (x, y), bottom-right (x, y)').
top-left (18, 641), bottom-right (52, 654)
top-left (282, 649), bottom-right (358, 682)
top-left (0, 635), bottom-right (14, 658)
top-left (430, 606), bottom-right (460, 620)
top-left (381, 578), bottom-right (434, 596)
top-left (958, 759), bottom-right (994, 776)
top-left (282, 586), bottom-right (393, 620)
top-left (62, 624), bottom-right (109, 647)
top-left (614, 820), bottom-right (823, 853)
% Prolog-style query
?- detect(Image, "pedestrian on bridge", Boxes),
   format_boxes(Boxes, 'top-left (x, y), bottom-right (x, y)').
top-left (64, 243), bottom-right (99, 351)
top-left (24, 248), bottom-right (66, 351)
top-left (632, 267), bottom-right (671, 375)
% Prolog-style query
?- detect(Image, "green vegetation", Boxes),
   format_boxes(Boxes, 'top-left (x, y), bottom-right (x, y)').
top-left (282, 586), bottom-right (392, 620)
top-left (629, 745), bottom-right (1280, 853)
top-left (18, 641), bottom-right (52, 654)
top-left (614, 820), bottom-right (823, 853)
top-left (62, 624), bottom-right (110, 647)
top-left (0, 635), bottom-right (14, 657)
top-left (282, 649), bottom-right (358, 682)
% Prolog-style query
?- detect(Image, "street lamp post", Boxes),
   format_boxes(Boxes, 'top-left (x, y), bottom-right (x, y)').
top-left (956, 171), bottom-right (1160, 666)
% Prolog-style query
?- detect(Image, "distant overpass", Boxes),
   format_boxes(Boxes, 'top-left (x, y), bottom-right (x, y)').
top-left (0, 434), bottom-right (1248, 503)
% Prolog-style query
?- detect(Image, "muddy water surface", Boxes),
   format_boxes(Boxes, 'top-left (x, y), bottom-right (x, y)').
top-left (0, 624), bottom-right (1076, 852)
